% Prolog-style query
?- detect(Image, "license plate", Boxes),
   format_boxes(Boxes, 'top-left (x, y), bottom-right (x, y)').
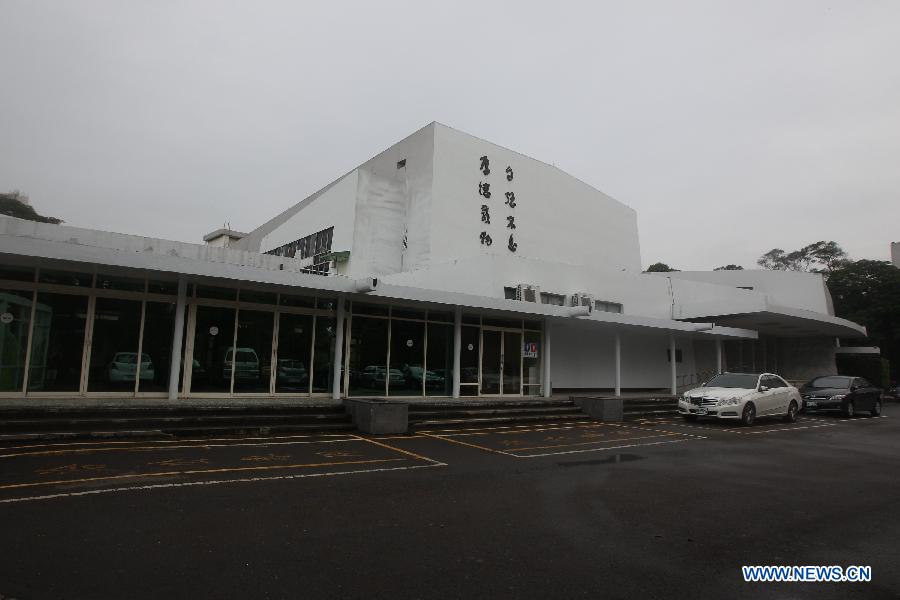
top-left (806, 401), bottom-right (817, 408)
top-left (698, 407), bottom-right (708, 415)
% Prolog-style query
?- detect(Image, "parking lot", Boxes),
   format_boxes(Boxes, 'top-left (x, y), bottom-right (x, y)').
top-left (1, 410), bottom-right (899, 599)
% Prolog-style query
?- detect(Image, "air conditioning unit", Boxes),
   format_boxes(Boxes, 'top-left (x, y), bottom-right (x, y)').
top-left (517, 284), bottom-right (540, 302)
top-left (570, 293), bottom-right (594, 308)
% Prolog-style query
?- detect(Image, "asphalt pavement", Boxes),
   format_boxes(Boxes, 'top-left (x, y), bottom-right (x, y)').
top-left (1, 411), bottom-right (898, 599)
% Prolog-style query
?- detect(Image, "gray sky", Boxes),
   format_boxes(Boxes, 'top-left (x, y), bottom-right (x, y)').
top-left (2, 0), bottom-right (898, 270)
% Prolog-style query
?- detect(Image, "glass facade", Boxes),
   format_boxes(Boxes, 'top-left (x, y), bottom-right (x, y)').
top-left (0, 266), bottom-right (543, 398)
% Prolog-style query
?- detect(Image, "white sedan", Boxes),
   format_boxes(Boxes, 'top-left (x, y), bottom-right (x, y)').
top-left (678, 372), bottom-right (802, 426)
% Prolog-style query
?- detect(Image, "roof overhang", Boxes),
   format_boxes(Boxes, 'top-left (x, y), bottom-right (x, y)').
top-left (683, 303), bottom-right (866, 339)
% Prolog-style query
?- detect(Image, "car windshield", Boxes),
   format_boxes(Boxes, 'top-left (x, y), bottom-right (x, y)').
top-left (808, 376), bottom-right (851, 389)
top-left (705, 373), bottom-right (760, 389)
top-left (235, 351), bottom-right (257, 362)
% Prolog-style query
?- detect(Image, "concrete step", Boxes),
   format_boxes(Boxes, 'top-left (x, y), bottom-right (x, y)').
top-left (408, 406), bottom-right (584, 419)
top-left (412, 413), bottom-right (591, 429)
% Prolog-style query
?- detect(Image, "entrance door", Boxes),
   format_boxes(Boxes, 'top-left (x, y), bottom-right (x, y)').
top-left (479, 328), bottom-right (522, 396)
top-left (480, 330), bottom-right (502, 395)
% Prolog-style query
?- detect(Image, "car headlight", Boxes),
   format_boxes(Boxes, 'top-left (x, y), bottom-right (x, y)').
top-left (830, 394), bottom-right (846, 401)
top-left (718, 397), bottom-right (742, 406)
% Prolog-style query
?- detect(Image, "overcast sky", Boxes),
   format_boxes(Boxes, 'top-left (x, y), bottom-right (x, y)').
top-left (2, 1), bottom-right (898, 270)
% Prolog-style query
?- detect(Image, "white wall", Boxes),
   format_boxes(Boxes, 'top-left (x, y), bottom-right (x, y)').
top-left (429, 123), bottom-right (643, 273)
top-left (664, 270), bottom-right (833, 314)
top-left (259, 171), bottom-right (358, 259)
top-left (551, 323), bottom-right (696, 389)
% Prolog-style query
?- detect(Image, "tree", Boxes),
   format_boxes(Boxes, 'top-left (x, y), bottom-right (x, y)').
top-left (757, 241), bottom-right (849, 274)
top-left (0, 191), bottom-right (63, 224)
top-left (645, 262), bottom-right (678, 273)
top-left (828, 260), bottom-right (900, 380)
top-left (714, 264), bottom-right (744, 271)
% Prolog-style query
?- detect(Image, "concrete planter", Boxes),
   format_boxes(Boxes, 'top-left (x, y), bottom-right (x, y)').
top-left (572, 396), bottom-right (624, 422)
top-left (343, 398), bottom-right (409, 434)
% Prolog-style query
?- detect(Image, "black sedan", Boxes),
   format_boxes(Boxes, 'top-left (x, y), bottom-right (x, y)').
top-left (800, 375), bottom-right (882, 417)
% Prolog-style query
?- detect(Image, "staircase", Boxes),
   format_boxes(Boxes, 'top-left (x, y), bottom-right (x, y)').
top-left (408, 399), bottom-right (589, 430)
top-left (622, 396), bottom-right (679, 420)
top-left (0, 405), bottom-right (355, 442)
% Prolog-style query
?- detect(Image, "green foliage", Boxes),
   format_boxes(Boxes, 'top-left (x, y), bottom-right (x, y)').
top-left (757, 241), bottom-right (849, 274)
top-left (714, 264), bottom-right (744, 271)
top-left (0, 192), bottom-right (63, 224)
top-left (645, 262), bottom-right (678, 273)
top-left (828, 260), bottom-right (900, 380)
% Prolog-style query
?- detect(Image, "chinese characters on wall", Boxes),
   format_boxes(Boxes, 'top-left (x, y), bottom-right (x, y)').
top-left (478, 155), bottom-right (517, 252)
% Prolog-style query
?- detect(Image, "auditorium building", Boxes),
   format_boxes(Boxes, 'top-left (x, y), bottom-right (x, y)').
top-left (0, 122), bottom-right (866, 403)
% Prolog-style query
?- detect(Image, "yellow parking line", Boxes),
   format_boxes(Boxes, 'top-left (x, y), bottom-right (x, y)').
top-left (417, 431), bottom-right (515, 456)
top-left (0, 432), bottom-right (354, 452)
top-left (0, 437), bottom-right (362, 460)
top-left (0, 458), bottom-right (405, 492)
top-left (352, 434), bottom-right (443, 464)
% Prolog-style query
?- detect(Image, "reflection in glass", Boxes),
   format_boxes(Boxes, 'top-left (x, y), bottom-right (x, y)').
top-left (28, 293), bottom-right (88, 392)
top-left (190, 305), bottom-right (236, 393)
top-left (502, 331), bottom-right (522, 395)
top-left (233, 309), bottom-right (274, 393)
top-left (348, 316), bottom-right (388, 396)
top-left (277, 312), bottom-right (313, 394)
top-left (88, 297), bottom-right (143, 392)
top-left (0, 289), bottom-right (34, 392)
top-left (460, 326), bottom-right (479, 384)
top-left (481, 330), bottom-right (501, 395)
top-left (523, 330), bottom-right (542, 392)
top-left (388, 319), bottom-right (424, 396)
top-left (425, 323), bottom-right (453, 396)
top-left (312, 315), bottom-right (337, 393)
top-left (138, 301), bottom-right (176, 392)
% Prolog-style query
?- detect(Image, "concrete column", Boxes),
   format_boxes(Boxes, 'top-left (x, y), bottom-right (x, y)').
top-left (716, 339), bottom-right (723, 374)
top-left (542, 318), bottom-right (552, 398)
top-left (614, 332), bottom-right (621, 397)
top-left (669, 334), bottom-right (677, 396)
top-left (452, 306), bottom-right (461, 399)
top-left (167, 277), bottom-right (187, 401)
top-left (332, 296), bottom-right (345, 400)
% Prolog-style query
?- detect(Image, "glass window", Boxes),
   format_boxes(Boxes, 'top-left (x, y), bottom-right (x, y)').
top-left (462, 314), bottom-right (480, 325)
top-left (147, 279), bottom-right (178, 295)
top-left (311, 315), bottom-right (337, 393)
top-left (460, 326), bottom-right (479, 384)
top-left (28, 292), bottom-right (89, 392)
top-left (351, 302), bottom-right (389, 317)
top-left (39, 269), bottom-right (92, 288)
top-left (239, 289), bottom-right (277, 306)
top-left (95, 274), bottom-right (145, 292)
top-left (523, 319), bottom-right (542, 331)
top-left (190, 305), bottom-right (236, 393)
top-left (504, 287), bottom-right (518, 300)
top-left (0, 265), bottom-right (35, 282)
top-left (232, 310), bottom-right (274, 393)
top-left (0, 289), bottom-right (34, 392)
top-left (279, 293), bottom-right (315, 308)
top-left (276, 313), bottom-right (313, 394)
top-left (348, 316), bottom-right (389, 396)
top-left (88, 297), bottom-right (143, 392)
top-left (391, 307), bottom-right (426, 320)
top-left (523, 330), bottom-right (542, 388)
top-left (388, 319), bottom-right (424, 396)
top-left (502, 331), bottom-right (522, 395)
top-left (426, 310), bottom-right (453, 323)
top-left (196, 286), bottom-right (237, 301)
top-left (425, 323), bottom-right (453, 396)
top-left (138, 301), bottom-right (176, 393)
top-left (483, 316), bottom-right (521, 328)
top-left (540, 293), bottom-right (566, 306)
top-left (316, 297), bottom-right (337, 311)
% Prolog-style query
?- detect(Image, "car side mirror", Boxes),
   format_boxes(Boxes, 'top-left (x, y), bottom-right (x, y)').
top-left (758, 385), bottom-right (770, 392)
top-left (850, 385), bottom-right (859, 391)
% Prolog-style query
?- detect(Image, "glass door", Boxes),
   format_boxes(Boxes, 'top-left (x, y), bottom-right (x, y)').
top-left (480, 329), bottom-right (502, 395)
top-left (503, 331), bottom-right (522, 396)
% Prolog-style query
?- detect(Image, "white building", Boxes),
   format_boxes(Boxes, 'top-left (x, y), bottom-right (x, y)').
top-left (0, 123), bottom-right (866, 402)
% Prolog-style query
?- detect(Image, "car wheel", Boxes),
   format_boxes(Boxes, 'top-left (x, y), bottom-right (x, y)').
top-left (741, 402), bottom-right (756, 426)
top-left (844, 401), bottom-right (855, 418)
top-left (682, 415), bottom-right (698, 422)
top-left (783, 400), bottom-right (798, 423)
top-left (870, 400), bottom-right (882, 417)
